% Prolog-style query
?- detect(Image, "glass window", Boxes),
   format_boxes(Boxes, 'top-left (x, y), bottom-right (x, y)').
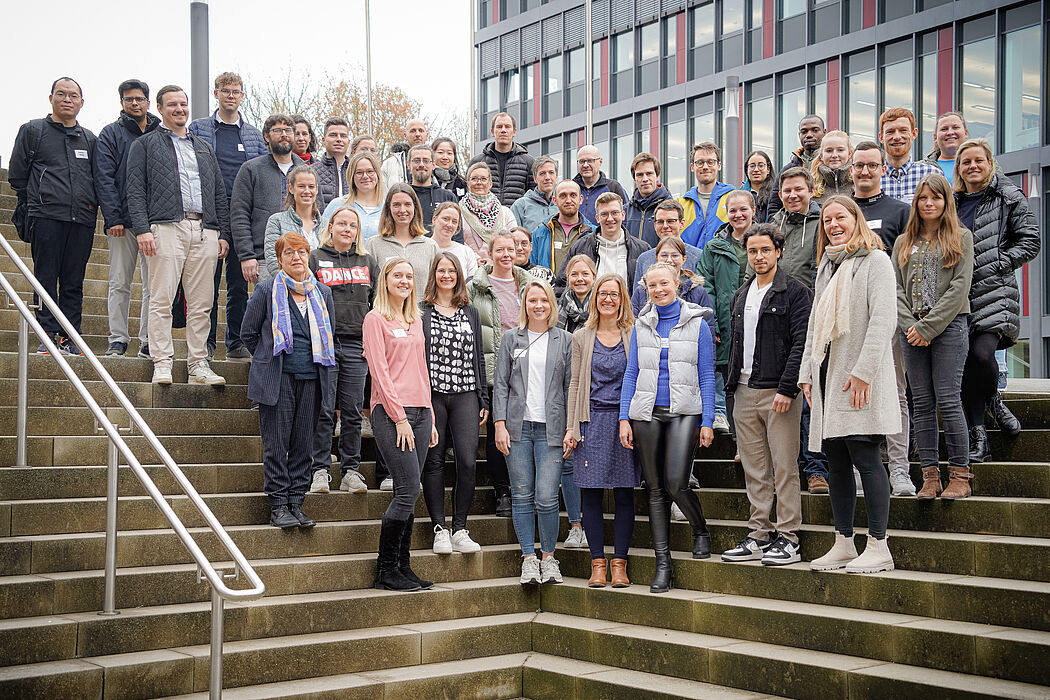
top-left (881, 0), bottom-right (913, 22)
top-left (568, 48), bottom-right (585, 85)
top-left (750, 0), bottom-right (762, 29)
top-left (664, 118), bottom-right (688, 196)
top-left (593, 41), bottom-right (602, 104)
top-left (720, 33), bottom-right (744, 70)
top-left (812, 1), bottom-right (840, 44)
top-left (692, 3), bottom-right (715, 46)
top-left (1003, 25), bottom-right (1040, 152)
top-left (847, 69), bottom-right (877, 144)
top-left (665, 15), bottom-right (678, 55)
top-left (545, 54), bottom-right (562, 94)
top-left (483, 75), bottom-right (499, 113)
top-left (919, 54), bottom-right (937, 156)
top-left (881, 60), bottom-right (914, 148)
top-left (845, 0), bottom-right (863, 32)
top-left (779, 88), bottom-right (806, 164)
top-left (780, 0), bottom-right (805, 19)
top-left (614, 130), bottom-right (634, 192)
top-left (960, 37), bottom-right (995, 148)
top-left (613, 31), bottom-right (634, 72)
top-left (748, 96), bottom-right (775, 160)
top-left (723, 0), bottom-right (745, 33)
top-left (504, 69), bottom-right (520, 104)
top-left (641, 22), bottom-right (659, 62)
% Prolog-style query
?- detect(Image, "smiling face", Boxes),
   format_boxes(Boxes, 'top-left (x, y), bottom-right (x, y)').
top-left (389, 192), bottom-right (415, 228)
top-left (726, 196), bottom-right (755, 235)
top-left (915, 185), bottom-right (945, 224)
top-left (490, 236), bottom-right (516, 275)
top-left (120, 88), bottom-right (148, 119)
top-left (289, 171), bottom-right (317, 208)
top-left (468, 167), bottom-right (492, 196)
top-left (266, 122), bottom-right (294, 156)
top-left (879, 116), bottom-right (916, 160)
top-left (850, 148), bottom-right (886, 195)
top-left (820, 135), bottom-right (850, 170)
top-left (293, 123), bottom-right (312, 155)
top-left (329, 209), bottom-right (359, 252)
top-left (821, 202), bottom-right (856, 247)
top-left (433, 141), bottom-right (456, 169)
top-left (323, 124), bottom-right (349, 158)
top-left (690, 149), bottom-right (720, 187)
top-left (524, 285), bottom-right (552, 326)
top-left (158, 89), bottom-right (189, 130)
top-left (595, 279), bottom-right (622, 319)
top-left (746, 233), bottom-right (780, 276)
top-left (567, 261), bottom-right (595, 297)
top-left (214, 81), bottom-right (244, 113)
top-left (595, 200), bottom-right (625, 238)
top-left (646, 266), bottom-right (678, 306)
top-left (50, 79), bottom-right (84, 122)
top-left (745, 154), bottom-right (770, 186)
top-left (279, 242), bottom-right (311, 278)
top-left (386, 262), bottom-right (415, 302)
top-left (780, 175), bottom-right (813, 214)
top-left (934, 115), bottom-right (968, 159)
top-left (432, 207), bottom-right (459, 244)
top-left (434, 257), bottom-right (459, 292)
top-left (511, 230), bottom-right (532, 265)
top-left (958, 146), bottom-right (992, 191)
top-left (655, 244), bottom-right (685, 273)
top-left (410, 149), bottom-right (434, 185)
top-left (654, 208), bottom-right (683, 240)
top-left (353, 159), bottom-right (378, 193)
top-left (633, 161), bottom-right (659, 197)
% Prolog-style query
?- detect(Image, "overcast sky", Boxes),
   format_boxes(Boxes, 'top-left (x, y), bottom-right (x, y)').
top-left (0, 0), bottom-right (471, 165)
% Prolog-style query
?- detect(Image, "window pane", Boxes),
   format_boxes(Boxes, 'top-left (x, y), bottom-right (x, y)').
top-left (960, 37), bottom-right (996, 149)
top-left (484, 76), bottom-right (499, 112)
top-left (693, 4), bottom-right (715, 46)
top-left (546, 55), bottom-right (563, 94)
top-left (812, 3), bottom-right (840, 43)
top-left (665, 15), bottom-right (678, 55)
top-left (779, 88), bottom-right (806, 164)
top-left (811, 82), bottom-right (827, 124)
top-left (614, 31), bottom-right (634, 71)
top-left (920, 54), bottom-right (937, 156)
top-left (847, 69), bottom-right (877, 144)
top-left (692, 112), bottom-right (716, 145)
top-left (664, 120), bottom-right (688, 196)
top-left (568, 47), bottom-right (585, 85)
top-left (748, 96), bottom-right (775, 165)
top-left (750, 0), bottom-right (763, 28)
top-left (1003, 26), bottom-right (1040, 151)
top-left (780, 0), bottom-right (805, 19)
top-left (723, 0), bottom-right (745, 34)
top-left (504, 69), bottom-right (520, 104)
top-left (720, 33), bottom-right (744, 70)
top-left (846, 0), bottom-right (863, 32)
top-left (778, 14), bottom-right (806, 52)
top-left (641, 22), bottom-right (660, 62)
top-left (614, 132), bottom-right (635, 192)
top-left (882, 61), bottom-right (914, 151)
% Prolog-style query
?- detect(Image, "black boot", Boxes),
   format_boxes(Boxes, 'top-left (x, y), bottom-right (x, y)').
top-left (288, 504), bottom-right (315, 529)
top-left (987, 393), bottom-right (1021, 437)
top-left (692, 532), bottom-right (711, 560)
top-left (399, 514), bottom-right (434, 590)
top-left (968, 425), bottom-right (991, 464)
top-left (270, 505), bottom-right (299, 529)
top-left (374, 516), bottom-right (421, 591)
top-left (648, 493), bottom-right (674, 594)
top-left (495, 490), bottom-right (512, 517)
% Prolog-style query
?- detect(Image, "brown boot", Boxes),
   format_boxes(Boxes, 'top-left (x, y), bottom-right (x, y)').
top-left (588, 558), bottom-right (608, 587)
top-left (610, 558), bottom-right (630, 588)
top-left (916, 466), bottom-right (942, 500)
top-left (940, 466), bottom-right (972, 500)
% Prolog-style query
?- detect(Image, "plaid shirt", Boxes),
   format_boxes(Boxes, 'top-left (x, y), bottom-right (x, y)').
top-left (883, 158), bottom-right (944, 205)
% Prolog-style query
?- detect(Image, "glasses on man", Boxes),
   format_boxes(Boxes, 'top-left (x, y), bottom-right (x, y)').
top-left (853, 162), bottom-right (883, 171)
top-left (693, 158), bottom-right (718, 168)
top-left (410, 158), bottom-right (433, 165)
top-left (218, 89), bottom-right (243, 97)
top-left (121, 96), bottom-right (148, 104)
top-left (577, 158), bottom-right (599, 165)
top-left (270, 127), bottom-right (294, 136)
top-left (655, 218), bottom-right (680, 227)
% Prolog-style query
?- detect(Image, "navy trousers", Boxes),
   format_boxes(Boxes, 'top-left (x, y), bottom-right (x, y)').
top-left (260, 373), bottom-right (322, 506)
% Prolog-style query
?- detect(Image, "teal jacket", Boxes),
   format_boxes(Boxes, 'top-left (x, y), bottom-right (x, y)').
top-left (696, 223), bottom-right (748, 365)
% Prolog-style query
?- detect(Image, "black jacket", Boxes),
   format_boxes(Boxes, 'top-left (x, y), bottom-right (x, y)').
top-left (93, 111), bottom-right (160, 230)
top-left (308, 245), bottom-right (379, 339)
top-left (312, 153), bottom-right (351, 210)
top-left (8, 116), bottom-right (98, 225)
top-left (469, 142), bottom-right (535, 206)
top-left (421, 303), bottom-right (489, 412)
top-left (726, 267), bottom-right (813, 398)
top-left (555, 227), bottom-right (651, 296)
top-left (125, 127), bottom-right (231, 240)
top-left (957, 175), bottom-right (1041, 344)
top-left (412, 182), bottom-right (457, 233)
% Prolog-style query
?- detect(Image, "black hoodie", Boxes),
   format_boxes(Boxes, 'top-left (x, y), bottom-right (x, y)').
top-left (308, 244), bottom-right (380, 339)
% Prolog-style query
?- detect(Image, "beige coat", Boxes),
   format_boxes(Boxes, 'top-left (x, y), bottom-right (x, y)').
top-left (566, 326), bottom-right (633, 440)
top-left (798, 249), bottom-right (901, 450)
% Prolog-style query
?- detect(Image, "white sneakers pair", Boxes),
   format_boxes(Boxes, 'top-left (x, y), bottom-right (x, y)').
top-left (432, 525), bottom-right (481, 554)
top-left (309, 470), bottom-right (369, 494)
top-left (151, 361), bottom-right (225, 385)
top-left (811, 533), bottom-right (894, 573)
top-left (520, 555), bottom-right (562, 584)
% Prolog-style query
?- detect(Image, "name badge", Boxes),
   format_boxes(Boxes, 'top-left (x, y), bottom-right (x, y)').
top-left (660, 338), bottom-right (670, 349)
top-left (74, 149), bottom-right (89, 159)
top-left (392, 328), bottom-right (408, 338)
top-left (237, 143), bottom-right (245, 152)
top-left (318, 261), bottom-right (333, 267)
top-left (554, 242), bottom-right (563, 250)
top-left (514, 348), bottom-right (527, 359)
top-left (867, 218), bottom-right (883, 229)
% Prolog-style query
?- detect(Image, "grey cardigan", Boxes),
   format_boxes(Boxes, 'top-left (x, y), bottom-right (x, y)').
top-left (567, 326), bottom-right (633, 440)
top-left (892, 229), bottom-right (974, 341)
top-left (492, 326), bottom-right (573, 447)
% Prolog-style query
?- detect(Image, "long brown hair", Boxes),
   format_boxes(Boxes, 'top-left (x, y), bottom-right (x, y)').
top-left (378, 183), bottom-right (428, 238)
top-left (282, 165), bottom-right (321, 221)
top-left (422, 252), bottom-right (470, 307)
top-left (585, 273), bottom-right (634, 330)
top-left (815, 195), bottom-right (884, 263)
top-left (896, 173), bottom-right (964, 270)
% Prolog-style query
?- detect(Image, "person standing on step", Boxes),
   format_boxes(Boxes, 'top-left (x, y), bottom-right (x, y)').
top-left (510, 155), bottom-right (559, 234)
top-left (381, 118), bottom-right (429, 189)
top-left (95, 79), bottom-right (159, 359)
top-left (723, 224), bottom-right (812, 566)
top-left (801, 197), bottom-right (899, 574)
top-left (953, 139), bottom-right (1039, 462)
top-left (893, 174), bottom-right (974, 500)
top-left (9, 77), bottom-right (98, 356)
top-left (263, 166), bottom-right (321, 279)
top-left (312, 118), bottom-right (351, 210)
top-left (624, 152), bottom-right (673, 248)
top-left (493, 279), bottom-right (574, 586)
top-left (307, 207), bottom-right (379, 496)
top-left (420, 253), bottom-right (488, 555)
top-left (320, 152), bottom-right (386, 240)
top-left (879, 108), bottom-right (943, 206)
top-left (530, 179), bottom-right (595, 279)
top-left (126, 85), bottom-right (230, 386)
top-left (364, 257), bottom-right (439, 592)
top-left (468, 112), bottom-right (536, 206)
top-left (678, 142), bottom-right (734, 250)
top-left (566, 274), bottom-right (637, 588)
top-left (242, 232), bottom-right (335, 530)
top-left (407, 144), bottom-right (456, 234)
top-left (459, 162), bottom-right (518, 265)
top-left (619, 262), bottom-right (717, 593)
top-left (510, 226), bottom-right (554, 285)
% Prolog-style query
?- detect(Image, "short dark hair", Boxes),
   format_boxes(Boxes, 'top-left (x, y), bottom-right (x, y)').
top-left (532, 155), bottom-right (558, 177)
top-left (630, 152), bottom-right (662, 178)
top-left (692, 142), bottom-right (722, 162)
top-left (853, 140), bottom-right (885, 164)
top-left (510, 225), bottom-right (533, 241)
top-left (743, 223), bottom-right (785, 251)
top-left (323, 117), bottom-right (349, 135)
top-left (779, 166), bottom-right (814, 190)
top-left (408, 144), bottom-right (433, 160)
top-left (51, 77), bottom-right (83, 95)
top-left (118, 79), bottom-right (149, 99)
top-left (799, 114), bottom-right (826, 129)
top-left (263, 113), bottom-right (295, 134)
top-left (655, 199), bottom-right (685, 218)
top-left (156, 85), bottom-right (186, 107)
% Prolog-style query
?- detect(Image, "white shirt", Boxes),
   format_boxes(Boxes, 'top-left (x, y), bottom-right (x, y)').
top-left (596, 231), bottom-right (628, 281)
top-left (523, 329), bottom-right (549, 423)
top-left (740, 278), bottom-right (772, 378)
top-left (278, 161), bottom-right (293, 176)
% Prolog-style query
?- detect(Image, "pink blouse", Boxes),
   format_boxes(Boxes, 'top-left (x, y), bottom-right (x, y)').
top-left (362, 311), bottom-right (433, 424)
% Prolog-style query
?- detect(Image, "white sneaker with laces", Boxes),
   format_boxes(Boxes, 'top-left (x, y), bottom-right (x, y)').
top-left (379, 478), bottom-right (394, 491)
top-left (713, 414), bottom-right (731, 435)
top-left (450, 529), bottom-right (481, 552)
top-left (433, 525), bottom-right (453, 554)
top-left (339, 471), bottom-right (368, 493)
top-left (188, 361), bottom-right (226, 386)
top-left (152, 364), bottom-right (173, 385)
top-left (520, 556), bottom-right (541, 584)
top-left (671, 503), bottom-right (686, 520)
top-left (540, 556), bottom-right (563, 583)
top-left (564, 525), bottom-right (587, 548)
top-left (889, 468), bottom-right (917, 497)
top-left (309, 470), bottom-right (331, 494)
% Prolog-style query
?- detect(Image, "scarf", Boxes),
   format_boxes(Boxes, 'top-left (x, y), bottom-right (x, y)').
top-left (271, 270), bottom-right (335, 367)
top-left (560, 290), bottom-right (591, 331)
top-left (810, 244), bottom-right (862, 369)
top-left (461, 191), bottom-right (502, 234)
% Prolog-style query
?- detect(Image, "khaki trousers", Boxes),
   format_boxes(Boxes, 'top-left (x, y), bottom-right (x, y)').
top-left (732, 384), bottom-right (804, 543)
top-left (146, 219), bottom-right (218, 367)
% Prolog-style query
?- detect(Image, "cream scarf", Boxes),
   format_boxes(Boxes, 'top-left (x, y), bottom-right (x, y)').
top-left (810, 244), bottom-right (863, 368)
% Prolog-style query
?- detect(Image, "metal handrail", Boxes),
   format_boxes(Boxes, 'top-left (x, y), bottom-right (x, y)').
top-left (0, 233), bottom-right (264, 699)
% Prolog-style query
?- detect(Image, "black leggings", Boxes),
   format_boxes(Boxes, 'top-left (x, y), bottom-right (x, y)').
top-left (421, 391), bottom-right (480, 532)
top-left (823, 437), bottom-right (890, 540)
top-left (961, 331), bottom-right (1000, 426)
top-left (580, 487), bottom-right (635, 560)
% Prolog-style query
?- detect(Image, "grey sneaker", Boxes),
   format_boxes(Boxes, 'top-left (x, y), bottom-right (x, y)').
top-left (539, 556), bottom-right (563, 584)
top-left (379, 477), bottom-right (394, 491)
top-left (225, 346), bottom-right (252, 360)
top-left (890, 468), bottom-right (917, 497)
top-left (671, 502), bottom-right (686, 520)
top-left (520, 556), bottom-right (541, 584)
top-left (105, 341), bottom-right (128, 357)
top-left (564, 525), bottom-right (587, 548)
top-left (361, 415), bottom-right (373, 439)
top-left (309, 469), bottom-right (331, 494)
top-left (339, 471), bottom-right (368, 493)
top-left (713, 414), bottom-right (731, 435)
top-left (188, 362), bottom-right (226, 386)
top-left (152, 364), bottom-right (173, 384)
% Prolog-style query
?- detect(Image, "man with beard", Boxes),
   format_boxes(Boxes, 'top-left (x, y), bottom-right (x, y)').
top-left (407, 144), bottom-right (455, 233)
top-left (766, 115), bottom-right (826, 221)
top-left (878, 107), bottom-right (942, 205)
top-left (624, 152), bottom-right (673, 247)
top-left (530, 179), bottom-right (596, 278)
top-left (850, 142), bottom-right (910, 251)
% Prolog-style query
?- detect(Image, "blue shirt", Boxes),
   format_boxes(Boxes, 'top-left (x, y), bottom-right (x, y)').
top-left (936, 159), bottom-right (955, 181)
top-left (883, 158), bottom-right (944, 205)
top-left (162, 125), bottom-right (203, 213)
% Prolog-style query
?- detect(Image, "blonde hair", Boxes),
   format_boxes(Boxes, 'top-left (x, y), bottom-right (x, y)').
top-left (816, 195), bottom-right (885, 263)
top-left (518, 278), bottom-right (559, 329)
top-left (811, 130), bottom-right (853, 198)
top-left (347, 151), bottom-right (385, 205)
top-left (953, 138), bottom-right (996, 193)
top-left (585, 274), bottom-right (634, 330)
top-left (565, 254), bottom-right (597, 278)
top-left (373, 257), bottom-right (419, 323)
top-left (644, 262), bottom-right (681, 304)
top-left (896, 173), bottom-right (964, 270)
top-left (319, 206), bottom-right (366, 253)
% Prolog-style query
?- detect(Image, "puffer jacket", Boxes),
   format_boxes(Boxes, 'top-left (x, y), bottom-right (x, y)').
top-left (308, 244), bottom-right (379, 338)
top-left (630, 273), bottom-right (714, 318)
top-left (466, 264), bottom-right (531, 385)
top-left (574, 171), bottom-right (630, 226)
top-left (625, 185), bottom-right (673, 247)
top-left (696, 223), bottom-right (748, 365)
top-left (510, 187), bottom-right (558, 234)
top-left (469, 142), bottom-right (536, 206)
top-left (812, 165), bottom-right (853, 206)
top-left (957, 175), bottom-right (1040, 344)
top-left (312, 153), bottom-right (351, 210)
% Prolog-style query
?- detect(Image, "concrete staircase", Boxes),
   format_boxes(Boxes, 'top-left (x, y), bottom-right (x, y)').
top-left (0, 167), bottom-right (1048, 698)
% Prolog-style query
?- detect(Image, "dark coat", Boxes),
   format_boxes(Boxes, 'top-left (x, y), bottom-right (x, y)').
top-left (308, 245), bottom-right (379, 339)
top-left (412, 182), bottom-right (457, 233)
top-left (8, 116), bottom-right (98, 225)
top-left (230, 153), bottom-right (305, 262)
top-left (556, 228), bottom-right (651, 296)
top-left (312, 153), bottom-right (352, 210)
top-left (469, 142), bottom-right (536, 206)
top-left (624, 185), bottom-right (673, 247)
top-left (573, 171), bottom-right (630, 227)
top-left (187, 111), bottom-right (267, 157)
top-left (421, 303), bottom-right (489, 411)
top-left (241, 277), bottom-right (335, 406)
top-left (93, 111), bottom-right (160, 230)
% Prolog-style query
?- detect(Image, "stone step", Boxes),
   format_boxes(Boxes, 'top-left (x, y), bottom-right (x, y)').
top-left (0, 352), bottom-right (250, 385)
top-left (2, 274), bottom-right (228, 307)
top-left (0, 406), bottom-right (259, 437)
top-left (0, 377), bottom-right (251, 410)
top-left (0, 329), bottom-right (220, 357)
top-left (0, 309), bottom-right (228, 343)
top-left (5, 240), bottom-right (118, 266)
top-left (0, 432), bottom-right (262, 467)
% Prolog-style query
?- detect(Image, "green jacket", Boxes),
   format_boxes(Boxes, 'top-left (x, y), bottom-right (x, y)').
top-left (467, 264), bottom-right (531, 385)
top-left (892, 229), bottom-right (974, 341)
top-left (696, 223), bottom-right (748, 365)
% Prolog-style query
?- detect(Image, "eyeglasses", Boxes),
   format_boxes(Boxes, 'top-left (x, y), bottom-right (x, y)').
top-left (121, 96), bottom-right (148, 104)
top-left (281, 249), bottom-right (310, 258)
top-left (596, 290), bottom-right (621, 299)
top-left (693, 159), bottom-right (719, 168)
top-left (852, 162), bottom-right (883, 171)
top-left (468, 176), bottom-right (491, 183)
top-left (270, 127), bottom-right (294, 135)
top-left (655, 218), bottom-right (680, 226)
top-left (218, 89), bottom-right (243, 97)
top-left (577, 158), bottom-right (599, 165)
top-left (747, 162), bottom-right (768, 169)
top-left (409, 158), bottom-right (433, 165)
top-left (657, 253), bottom-right (684, 262)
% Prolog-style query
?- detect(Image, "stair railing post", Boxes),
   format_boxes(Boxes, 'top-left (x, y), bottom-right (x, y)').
top-left (99, 434), bottom-right (121, 616)
top-left (210, 586), bottom-right (224, 700)
top-left (16, 313), bottom-right (29, 467)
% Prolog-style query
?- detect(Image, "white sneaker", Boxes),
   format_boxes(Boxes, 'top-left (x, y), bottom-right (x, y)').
top-left (361, 415), bottom-right (373, 439)
top-left (564, 525), bottom-right (587, 548)
top-left (845, 535), bottom-right (895, 573)
top-left (188, 361), bottom-right (226, 386)
top-left (520, 556), bottom-right (541, 584)
top-left (671, 503), bottom-right (686, 521)
top-left (890, 469), bottom-right (917, 497)
top-left (379, 478), bottom-right (394, 491)
top-left (309, 469), bottom-right (331, 493)
top-left (433, 525), bottom-right (453, 554)
top-left (540, 556), bottom-right (563, 583)
top-left (152, 364), bottom-right (173, 384)
top-left (339, 471), bottom-right (368, 493)
top-left (854, 468), bottom-right (864, 496)
top-left (713, 414), bottom-right (731, 435)
top-left (450, 529), bottom-right (481, 552)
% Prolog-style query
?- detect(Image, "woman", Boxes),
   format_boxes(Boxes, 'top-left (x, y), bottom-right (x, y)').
top-left (432, 137), bottom-right (468, 200)
top-left (460, 162), bottom-right (518, 263)
top-left (468, 233), bottom-right (532, 518)
top-left (893, 174), bottom-right (974, 499)
top-left (264, 165), bottom-right (321, 279)
top-left (351, 133), bottom-right (379, 157)
top-left (619, 262), bottom-right (717, 593)
top-left (493, 279), bottom-right (573, 585)
top-left (743, 150), bottom-right (774, 223)
top-left (365, 184), bottom-right (439, 302)
top-left (558, 255), bottom-right (596, 334)
top-left (811, 130), bottom-right (854, 206)
top-left (307, 207), bottom-right (379, 495)
top-left (320, 152), bottom-right (386, 240)
top-left (291, 115), bottom-right (317, 164)
top-left (241, 232), bottom-right (336, 531)
top-left (567, 274), bottom-right (637, 588)
top-left (800, 196), bottom-right (899, 574)
top-left (363, 257), bottom-right (440, 592)
top-left (431, 201), bottom-right (479, 280)
top-left (954, 138), bottom-right (1040, 461)
top-left (631, 237), bottom-right (714, 316)
top-left (420, 252), bottom-right (488, 554)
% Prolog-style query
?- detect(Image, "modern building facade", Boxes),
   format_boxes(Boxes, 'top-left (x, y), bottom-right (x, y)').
top-left (473, 0), bottom-right (1048, 375)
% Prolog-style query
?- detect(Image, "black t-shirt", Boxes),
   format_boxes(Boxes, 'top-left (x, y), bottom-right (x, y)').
top-left (854, 192), bottom-right (911, 251)
top-left (491, 148), bottom-right (512, 196)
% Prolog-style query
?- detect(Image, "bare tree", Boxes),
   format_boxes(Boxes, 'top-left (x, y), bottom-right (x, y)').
top-left (242, 69), bottom-right (318, 127)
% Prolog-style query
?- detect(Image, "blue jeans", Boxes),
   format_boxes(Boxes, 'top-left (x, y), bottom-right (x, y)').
top-left (506, 421), bottom-right (564, 556)
top-left (561, 454), bottom-right (581, 523)
top-left (798, 403), bottom-right (829, 478)
top-left (715, 369), bottom-right (727, 418)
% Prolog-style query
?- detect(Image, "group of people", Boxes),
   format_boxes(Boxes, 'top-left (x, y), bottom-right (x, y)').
top-left (9, 74), bottom-right (1038, 593)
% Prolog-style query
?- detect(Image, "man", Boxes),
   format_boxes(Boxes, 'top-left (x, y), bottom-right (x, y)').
top-left (9, 77), bottom-right (98, 355)
top-left (126, 85), bottom-right (231, 386)
top-left (381, 118), bottom-right (429, 188)
top-left (572, 145), bottom-right (629, 225)
top-left (878, 107), bottom-right (943, 204)
top-left (94, 79), bottom-right (160, 358)
top-left (230, 114), bottom-right (304, 287)
top-left (678, 142), bottom-right (734, 250)
top-left (510, 155), bottom-right (558, 232)
top-left (723, 223), bottom-right (812, 566)
top-left (923, 112), bottom-right (969, 180)
top-left (632, 200), bottom-right (703, 286)
top-left (625, 152), bottom-right (673, 247)
top-left (558, 192), bottom-right (650, 295)
top-left (189, 72), bottom-right (268, 361)
top-left (510, 226), bottom-right (554, 284)
top-left (312, 118), bottom-right (351, 209)
top-left (530, 179), bottom-right (595, 276)
top-left (766, 115), bottom-right (827, 221)
top-left (469, 112), bottom-right (536, 206)
top-left (407, 144), bottom-right (455, 232)
top-left (768, 167), bottom-right (821, 288)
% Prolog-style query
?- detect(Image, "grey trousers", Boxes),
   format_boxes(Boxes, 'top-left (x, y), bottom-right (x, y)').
top-left (885, 333), bottom-right (911, 474)
top-left (107, 230), bottom-right (150, 345)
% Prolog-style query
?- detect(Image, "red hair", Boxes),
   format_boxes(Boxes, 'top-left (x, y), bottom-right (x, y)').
top-left (274, 232), bottom-right (310, 259)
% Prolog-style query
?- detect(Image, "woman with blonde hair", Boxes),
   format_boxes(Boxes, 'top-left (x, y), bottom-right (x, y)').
top-left (320, 151), bottom-right (386, 238)
top-left (430, 201), bottom-right (479, 280)
top-left (631, 237), bottom-right (713, 315)
top-left (460, 162), bottom-right (518, 263)
top-left (365, 184), bottom-right (438, 301)
top-left (263, 165), bottom-right (321, 280)
top-left (810, 130), bottom-right (853, 205)
top-left (558, 254), bottom-right (597, 335)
